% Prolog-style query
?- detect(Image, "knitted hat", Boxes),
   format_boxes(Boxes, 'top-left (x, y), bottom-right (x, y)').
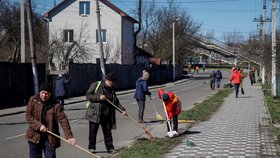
top-left (162, 93), bottom-right (170, 102)
top-left (142, 70), bottom-right (150, 80)
top-left (39, 83), bottom-right (52, 93)
top-left (105, 73), bottom-right (117, 81)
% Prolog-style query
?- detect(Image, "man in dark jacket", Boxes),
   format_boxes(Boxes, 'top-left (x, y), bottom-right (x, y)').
top-left (85, 73), bottom-right (127, 154)
top-left (55, 74), bottom-right (71, 109)
top-left (25, 83), bottom-right (76, 158)
top-left (133, 70), bottom-right (151, 123)
top-left (215, 70), bottom-right (223, 88)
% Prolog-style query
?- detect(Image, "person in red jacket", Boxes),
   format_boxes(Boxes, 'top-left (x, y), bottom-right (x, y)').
top-left (229, 67), bottom-right (243, 98)
top-left (158, 88), bottom-right (182, 132)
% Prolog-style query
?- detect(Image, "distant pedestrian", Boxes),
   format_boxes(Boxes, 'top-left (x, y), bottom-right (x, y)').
top-left (239, 68), bottom-right (245, 94)
top-left (85, 73), bottom-right (127, 154)
top-left (25, 83), bottom-right (76, 158)
top-left (158, 88), bottom-right (182, 132)
top-left (55, 73), bottom-right (71, 109)
top-left (229, 67), bottom-right (243, 98)
top-left (250, 66), bottom-right (256, 84)
top-left (215, 70), bottom-right (222, 88)
top-left (188, 64), bottom-right (192, 74)
top-left (134, 70), bottom-right (151, 123)
top-left (202, 64), bottom-right (206, 71)
top-left (195, 65), bottom-right (199, 74)
top-left (210, 71), bottom-right (216, 90)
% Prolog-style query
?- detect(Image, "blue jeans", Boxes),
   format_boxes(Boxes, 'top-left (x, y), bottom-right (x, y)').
top-left (28, 139), bottom-right (56, 158)
top-left (216, 79), bottom-right (221, 88)
top-left (234, 83), bottom-right (240, 98)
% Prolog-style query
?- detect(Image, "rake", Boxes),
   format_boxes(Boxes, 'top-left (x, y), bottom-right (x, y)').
top-left (47, 130), bottom-right (100, 158)
top-left (106, 99), bottom-right (155, 140)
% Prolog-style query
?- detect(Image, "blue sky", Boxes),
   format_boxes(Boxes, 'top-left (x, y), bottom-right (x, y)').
top-left (13, 0), bottom-right (273, 42)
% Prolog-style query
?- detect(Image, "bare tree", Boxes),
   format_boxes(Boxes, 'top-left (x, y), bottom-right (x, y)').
top-left (146, 0), bottom-right (201, 66)
top-left (0, 0), bottom-right (48, 63)
top-left (0, 0), bottom-right (21, 62)
top-left (48, 21), bottom-right (92, 70)
top-left (136, 0), bottom-right (157, 49)
top-left (103, 39), bottom-right (122, 64)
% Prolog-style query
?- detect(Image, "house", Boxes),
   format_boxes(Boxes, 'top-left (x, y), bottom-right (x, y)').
top-left (43, 0), bottom-right (139, 67)
top-left (135, 47), bottom-right (153, 67)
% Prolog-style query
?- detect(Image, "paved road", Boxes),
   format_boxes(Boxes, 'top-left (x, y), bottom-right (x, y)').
top-left (165, 72), bottom-right (280, 157)
top-left (0, 69), bottom-right (230, 158)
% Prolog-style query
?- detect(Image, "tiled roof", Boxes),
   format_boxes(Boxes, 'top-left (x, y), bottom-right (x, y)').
top-left (43, 0), bottom-right (138, 23)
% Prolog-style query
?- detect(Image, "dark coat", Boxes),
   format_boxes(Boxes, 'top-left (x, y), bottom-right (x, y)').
top-left (215, 70), bottom-right (222, 79)
top-left (55, 75), bottom-right (71, 97)
top-left (134, 77), bottom-right (149, 100)
top-left (85, 81), bottom-right (125, 129)
top-left (25, 95), bottom-right (74, 149)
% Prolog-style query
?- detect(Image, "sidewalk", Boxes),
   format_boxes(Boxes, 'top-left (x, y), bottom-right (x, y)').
top-left (165, 76), bottom-right (280, 157)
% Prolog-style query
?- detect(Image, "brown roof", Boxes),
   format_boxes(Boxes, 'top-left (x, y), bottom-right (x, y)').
top-left (43, 0), bottom-right (138, 23)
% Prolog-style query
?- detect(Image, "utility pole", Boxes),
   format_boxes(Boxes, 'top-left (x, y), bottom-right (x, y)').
top-left (95, 0), bottom-right (106, 79)
top-left (26, 0), bottom-right (39, 94)
top-left (271, 0), bottom-right (277, 96)
top-left (172, 22), bottom-right (175, 81)
top-left (253, 0), bottom-right (271, 84)
top-left (21, 0), bottom-right (25, 63)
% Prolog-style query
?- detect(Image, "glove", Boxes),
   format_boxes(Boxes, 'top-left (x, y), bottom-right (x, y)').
top-left (146, 91), bottom-right (151, 96)
top-left (168, 113), bottom-right (173, 120)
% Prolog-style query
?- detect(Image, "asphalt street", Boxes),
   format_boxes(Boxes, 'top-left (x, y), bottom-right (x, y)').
top-left (0, 69), bottom-right (230, 158)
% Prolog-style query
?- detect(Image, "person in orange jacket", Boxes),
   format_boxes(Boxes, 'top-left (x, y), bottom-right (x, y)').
top-left (229, 67), bottom-right (243, 98)
top-left (158, 88), bottom-right (182, 132)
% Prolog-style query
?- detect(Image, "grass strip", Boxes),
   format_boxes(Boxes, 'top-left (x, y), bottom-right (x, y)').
top-left (115, 137), bottom-right (181, 158)
top-left (115, 88), bottom-right (233, 158)
top-left (179, 88), bottom-right (233, 121)
top-left (262, 83), bottom-right (280, 145)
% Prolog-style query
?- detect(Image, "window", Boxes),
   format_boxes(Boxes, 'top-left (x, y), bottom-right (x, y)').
top-left (96, 29), bottom-right (107, 43)
top-left (79, 1), bottom-right (90, 15)
top-left (63, 30), bottom-right (74, 43)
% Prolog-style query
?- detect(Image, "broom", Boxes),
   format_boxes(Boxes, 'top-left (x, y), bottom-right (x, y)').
top-left (105, 99), bottom-right (155, 140)
top-left (47, 130), bottom-right (100, 158)
top-left (148, 95), bottom-right (164, 120)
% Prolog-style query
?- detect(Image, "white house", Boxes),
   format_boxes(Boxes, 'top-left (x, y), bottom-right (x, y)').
top-left (43, 0), bottom-right (138, 66)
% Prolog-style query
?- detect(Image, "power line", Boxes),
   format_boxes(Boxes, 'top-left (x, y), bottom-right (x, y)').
top-left (111, 0), bottom-right (240, 4)
top-left (187, 8), bottom-right (256, 13)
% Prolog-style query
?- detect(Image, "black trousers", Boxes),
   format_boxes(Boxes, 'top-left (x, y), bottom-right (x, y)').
top-left (56, 96), bottom-right (65, 108)
top-left (167, 114), bottom-right (178, 132)
top-left (88, 121), bottom-right (114, 151)
top-left (136, 99), bottom-right (145, 121)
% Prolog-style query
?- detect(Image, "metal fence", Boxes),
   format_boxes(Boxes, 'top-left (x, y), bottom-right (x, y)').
top-left (0, 62), bottom-right (46, 109)
top-left (0, 62), bottom-right (182, 108)
top-left (48, 63), bottom-right (182, 99)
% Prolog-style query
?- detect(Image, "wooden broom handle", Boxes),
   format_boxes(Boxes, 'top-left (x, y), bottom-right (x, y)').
top-left (47, 130), bottom-right (100, 158)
